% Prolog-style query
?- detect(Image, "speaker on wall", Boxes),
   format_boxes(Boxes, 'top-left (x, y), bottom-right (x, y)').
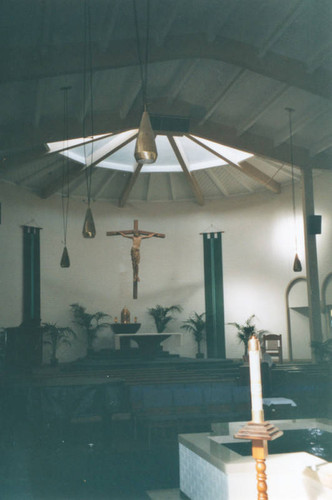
top-left (307, 215), bottom-right (322, 234)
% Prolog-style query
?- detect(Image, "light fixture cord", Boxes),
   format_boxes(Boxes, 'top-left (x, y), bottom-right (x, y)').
top-left (287, 108), bottom-right (298, 253)
top-left (61, 87), bottom-right (70, 247)
top-left (83, 0), bottom-right (94, 207)
top-left (133, 0), bottom-right (151, 110)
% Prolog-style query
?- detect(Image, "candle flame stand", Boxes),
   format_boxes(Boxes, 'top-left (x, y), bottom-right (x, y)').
top-left (234, 335), bottom-right (283, 500)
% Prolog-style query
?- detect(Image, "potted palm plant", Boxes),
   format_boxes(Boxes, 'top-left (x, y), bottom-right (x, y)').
top-left (147, 304), bottom-right (182, 333)
top-left (228, 314), bottom-right (267, 361)
top-left (70, 303), bottom-right (112, 355)
top-left (181, 312), bottom-right (206, 359)
top-left (311, 339), bottom-right (332, 363)
top-left (42, 322), bottom-right (76, 366)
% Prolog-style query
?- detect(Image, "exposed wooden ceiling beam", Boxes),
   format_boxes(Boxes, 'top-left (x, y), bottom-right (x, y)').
top-left (42, 132), bottom-right (138, 200)
top-left (1, 34), bottom-right (331, 99)
top-left (258, 0), bottom-right (305, 58)
top-left (3, 106), bottom-right (318, 170)
top-left (274, 104), bottom-right (328, 147)
top-left (155, 4), bottom-right (180, 46)
top-left (309, 150), bottom-right (332, 170)
top-left (99, 0), bottom-right (121, 52)
top-left (167, 60), bottom-right (199, 104)
top-left (84, 130), bottom-right (138, 169)
top-left (205, 169), bottom-right (229, 196)
top-left (39, 159), bottom-right (84, 199)
top-left (206, 0), bottom-right (241, 43)
top-left (34, 79), bottom-right (48, 128)
top-left (118, 162), bottom-right (143, 207)
top-left (17, 158), bottom-right (60, 185)
top-left (46, 133), bottom-right (114, 156)
top-left (227, 164), bottom-right (255, 193)
top-left (237, 160), bottom-right (281, 193)
top-left (199, 68), bottom-right (246, 125)
top-left (189, 117), bottom-right (313, 170)
top-left (311, 134), bottom-right (332, 157)
top-left (186, 134), bottom-right (281, 194)
top-left (168, 135), bottom-right (204, 205)
top-left (92, 170), bottom-right (117, 199)
top-left (119, 74), bottom-right (142, 119)
top-left (237, 84), bottom-right (288, 136)
top-left (307, 39), bottom-right (332, 74)
top-left (1, 145), bottom-right (49, 172)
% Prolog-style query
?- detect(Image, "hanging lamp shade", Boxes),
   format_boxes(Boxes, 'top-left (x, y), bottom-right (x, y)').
top-left (60, 245), bottom-right (70, 268)
top-left (293, 253), bottom-right (302, 272)
top-left (82, 206), bottom-right (96, 238)
top-left (134, 111), bottom-right (157, 164)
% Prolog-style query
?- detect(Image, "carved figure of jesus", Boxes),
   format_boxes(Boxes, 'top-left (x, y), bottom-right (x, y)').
top-left (119, 231), bottom-right (157, 282)
top-left (106, 220), bottom-right (165, 296)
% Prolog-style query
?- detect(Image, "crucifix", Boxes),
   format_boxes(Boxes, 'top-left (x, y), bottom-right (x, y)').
top-left (106, 219), bottom-right (165, 299)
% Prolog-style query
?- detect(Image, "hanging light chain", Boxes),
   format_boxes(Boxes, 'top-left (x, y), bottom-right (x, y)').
top-left (61, 86), bottom-right (71, 247)
top-left (83, 0), bottom-right (94, 206)
top-left (133, 0), bottom-right (151, 110)
top-left (287, 108), bottom-right (298, 250)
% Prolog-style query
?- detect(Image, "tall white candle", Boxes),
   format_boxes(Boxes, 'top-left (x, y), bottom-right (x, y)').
top-left (248, 335), bottom-right (264, 423)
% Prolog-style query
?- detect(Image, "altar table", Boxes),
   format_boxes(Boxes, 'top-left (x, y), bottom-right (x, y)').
top-left (114, 332), bottom-right (182, 358)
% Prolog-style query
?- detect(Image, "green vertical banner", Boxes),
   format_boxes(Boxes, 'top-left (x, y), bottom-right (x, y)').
top-left (23, 226), bottom-right (41, 325)
top-left (203, 232), bottom-right (225, 358)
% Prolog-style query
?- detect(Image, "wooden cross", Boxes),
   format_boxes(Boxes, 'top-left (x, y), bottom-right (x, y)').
top-left (106, 219), bottom-right (165, 299)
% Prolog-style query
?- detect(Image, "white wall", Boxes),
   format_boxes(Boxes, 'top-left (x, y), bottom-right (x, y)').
top-left (1, 169), bottom-right (331, 363)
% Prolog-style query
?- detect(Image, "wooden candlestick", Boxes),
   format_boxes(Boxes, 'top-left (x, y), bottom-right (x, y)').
top-left (234, 335), bottom-right (283, 499)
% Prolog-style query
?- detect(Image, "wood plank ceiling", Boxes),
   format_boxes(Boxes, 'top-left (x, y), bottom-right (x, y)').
top-left (0, 0), bottom-right (331, 205)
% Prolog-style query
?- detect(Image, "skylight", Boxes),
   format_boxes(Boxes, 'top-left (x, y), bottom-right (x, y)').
top-left (48, 131), bottom-right (252, 173)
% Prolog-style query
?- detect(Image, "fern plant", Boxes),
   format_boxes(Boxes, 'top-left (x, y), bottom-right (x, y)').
top-left (147, 304), bottom-right (182, 333)
top-left (70, 303), bottom-right (112, 353)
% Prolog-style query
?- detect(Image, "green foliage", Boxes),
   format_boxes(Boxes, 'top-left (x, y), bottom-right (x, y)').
top-left (228, 314), bottom-right (267, 356)
top-left (42, 322), bottom-right (76, 365)
top-left (147, 304), bottom-right (182, 333)
top-left (70, 303), bottom-right (112, 351)
top-left (181, 312), bottom-right (206, 354)
top-left (311, 339), bottom-right (332, 362)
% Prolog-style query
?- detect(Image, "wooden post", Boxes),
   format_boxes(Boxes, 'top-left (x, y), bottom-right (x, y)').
top-left (133, 280), bottom-right (138, 300)
top-left (253, 440), bottom-right (268, 500)
top-left (301, 167), bottom-right (323, 348)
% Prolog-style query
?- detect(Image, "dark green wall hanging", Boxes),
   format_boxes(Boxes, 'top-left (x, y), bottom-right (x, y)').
top-left (202, 232), bottom-right (225, 358)
top-left (23, 225), bottom-right (41, 325)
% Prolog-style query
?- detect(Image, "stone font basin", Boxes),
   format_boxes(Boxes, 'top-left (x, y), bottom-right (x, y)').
top-left (111, 323), bottom-right (141, 334)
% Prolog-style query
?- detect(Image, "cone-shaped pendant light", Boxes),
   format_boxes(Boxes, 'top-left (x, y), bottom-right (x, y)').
top-left (135, 110), bottom-right (157, 164)
top-left (133, 0), bottom-right (157, 164)
top-left (293, 253), bottom-right (302, 272)
top-left (60, 245), bottom-right (70, 268)
top-left (82, 206), bottom-right (96, 238)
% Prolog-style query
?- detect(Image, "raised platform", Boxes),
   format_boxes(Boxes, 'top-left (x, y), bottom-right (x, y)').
top-left (179, 419), bottom-right (332, 500)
